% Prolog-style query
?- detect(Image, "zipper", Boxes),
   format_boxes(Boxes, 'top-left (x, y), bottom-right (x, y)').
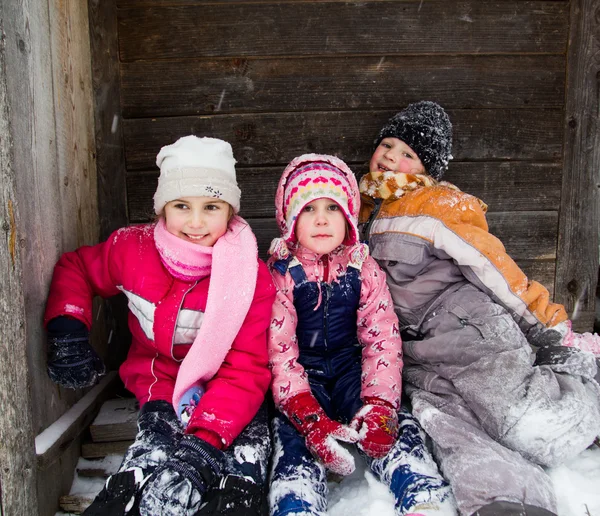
top-left (323, 282), bottom-right (331, 350)
top-left (361, 198), bottom-right (382, 242)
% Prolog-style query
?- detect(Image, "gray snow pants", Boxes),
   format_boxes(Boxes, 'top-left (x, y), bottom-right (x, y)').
top-left (402, 284), bottom-right (600, 516)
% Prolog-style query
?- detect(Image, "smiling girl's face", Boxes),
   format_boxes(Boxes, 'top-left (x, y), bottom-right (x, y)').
top-left (370, 137), bottom-right (426, 175)
top-left (163, 196), bottom-right (231, 247)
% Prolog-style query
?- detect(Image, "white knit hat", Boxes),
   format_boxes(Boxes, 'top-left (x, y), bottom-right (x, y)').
top-left (154, 135), bottom-right (241, 214)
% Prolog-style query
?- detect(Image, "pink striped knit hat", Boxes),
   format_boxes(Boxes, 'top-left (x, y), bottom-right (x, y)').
top-left (274, 154), bottom-right (360, 246)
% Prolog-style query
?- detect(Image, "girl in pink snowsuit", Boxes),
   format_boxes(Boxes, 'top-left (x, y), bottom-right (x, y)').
top-left (45, 136), bottom-right (275, 515)
top-left (267, 154), bottom-right (456, 516)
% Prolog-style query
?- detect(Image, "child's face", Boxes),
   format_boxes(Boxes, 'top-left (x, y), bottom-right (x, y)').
top-left (163, 196), bottom-right (231, 247)
top-left (295, 198), bottom-right (347, 255)
top-left (370, 137), bottom-right (425, 175)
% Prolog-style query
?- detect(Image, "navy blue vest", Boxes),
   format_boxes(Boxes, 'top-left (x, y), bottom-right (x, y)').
top-left (275, 257), bottom-right (364, 421)
top-left (274, 257), bottom-right (363, 393)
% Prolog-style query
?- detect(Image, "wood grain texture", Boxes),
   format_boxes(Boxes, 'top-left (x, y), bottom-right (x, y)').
top-left (126, 161), bottom-right (562, 221)
top-left (117, 1), bottom-right (568, 60)
top-left (121, 55), bottom-right (565, 117)
top-left (81, 440), bottom-right (134, 459)
top-left (0, 26), bottom-right (38, 515)
top-left (245, 211), bottom-right (558, 262)
top-left (89, 0), bottom-right (128, 240)
top-left (122, 109), bottom-right (563, 170)
top-left (554, 0), bottom-right (600, 331)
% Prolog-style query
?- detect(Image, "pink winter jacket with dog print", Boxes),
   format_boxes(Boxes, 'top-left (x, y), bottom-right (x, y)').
top-left (268, 244), bottom-right (403, 410)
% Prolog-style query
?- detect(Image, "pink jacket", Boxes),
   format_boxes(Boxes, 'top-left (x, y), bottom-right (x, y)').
top-left (45, 224), bottom-right (275, 448)
top-left (268, 244), bottom-right (403, 410)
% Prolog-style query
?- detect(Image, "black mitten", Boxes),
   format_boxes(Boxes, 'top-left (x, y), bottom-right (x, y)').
top-left (138, 435), bottom-right (223, 515)
top-left (198, 475), bottom-right (267, 516)
top-left (83, 469), bottom-right (143, 516)
top-left (47, 316), bottom-right (106, 388)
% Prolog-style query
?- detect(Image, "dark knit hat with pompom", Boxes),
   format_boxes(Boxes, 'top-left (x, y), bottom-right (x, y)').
top-left (374, 101), bottom-right (453, 181)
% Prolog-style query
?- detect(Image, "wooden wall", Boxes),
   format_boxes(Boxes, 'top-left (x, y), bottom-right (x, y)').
top-left (113, 0), bottom-right (598, 330)
top-left (1, 1), bottom-right (100, 514)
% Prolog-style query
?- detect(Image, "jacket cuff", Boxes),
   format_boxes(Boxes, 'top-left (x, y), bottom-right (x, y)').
top-left (187, 427), bottom-right (224, 450)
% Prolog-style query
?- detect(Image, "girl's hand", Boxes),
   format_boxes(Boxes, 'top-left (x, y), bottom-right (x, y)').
top-left (281, 392), bottom-right (359, 475)
top-left (46, 316), bottom-right (106, 389)
top-left (350, 397), bottom-right (399, 459)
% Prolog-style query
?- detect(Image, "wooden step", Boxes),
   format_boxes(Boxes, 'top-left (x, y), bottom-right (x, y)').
top-left (89, 397), bottom-right (139, 442)
top-left (81, 439), bottom-right (133, 459)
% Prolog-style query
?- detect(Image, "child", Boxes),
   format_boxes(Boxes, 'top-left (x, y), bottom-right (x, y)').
top-left (267, 154), bottom-right (456, 515)
top-left (358, 101), bottom-right (600, 516)
top-left (44, 136), bottom-right (276, 515)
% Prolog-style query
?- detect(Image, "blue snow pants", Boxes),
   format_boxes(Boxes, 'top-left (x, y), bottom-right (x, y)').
top-left (269, 403), bottom-right (455, 516)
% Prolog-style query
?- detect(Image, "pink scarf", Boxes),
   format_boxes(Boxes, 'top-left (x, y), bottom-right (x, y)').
top-left (153, 217), bottom-right (259, 415)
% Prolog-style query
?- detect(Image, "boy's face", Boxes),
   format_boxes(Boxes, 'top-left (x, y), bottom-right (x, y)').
top-left (370, 137), bottom-right (425, 175)
top-left (295, 198), bottom-right (347, 255)
top-left (163, 196), bottom-right (231, 247)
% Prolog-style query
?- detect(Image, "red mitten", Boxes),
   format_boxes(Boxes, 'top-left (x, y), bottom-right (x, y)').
top-left (350, 397), bottom-right (399, 459)
top-left (281, 392), bottom-right (359, 475)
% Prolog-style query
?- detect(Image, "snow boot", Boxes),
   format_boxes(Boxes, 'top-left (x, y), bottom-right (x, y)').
top-left (370, 407), bottom-right (457, 516)
top-left (84, 399), bottom-right (183, 515)
top-left (269, 413), bottom-right (328, 516)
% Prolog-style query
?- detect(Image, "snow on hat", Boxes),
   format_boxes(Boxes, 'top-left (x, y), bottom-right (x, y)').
top-left (154, 135), bottom-right (241, 214)
top-left (274, 154), bottom-right (360, 246)
top-left (375, 101), bottom-right (453, 181)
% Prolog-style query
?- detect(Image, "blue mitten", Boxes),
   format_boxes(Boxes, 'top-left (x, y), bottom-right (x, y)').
top-left (46, 316), bottom-right (106, 388)
top-left (139, 435), bottom-right (223, 515)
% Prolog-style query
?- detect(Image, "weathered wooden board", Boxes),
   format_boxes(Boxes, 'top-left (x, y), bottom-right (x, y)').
top-left (89, 0), bottom-right (128, 240)
top-left (89, 398), bottom-right (139, 443)
top-left (123, 109), bottom-right (563, 170)
top-left (121, 55), bottom-right (565, 117)
top-left (126, 161), bottom-right (562, 222)
top-left (117, 1), bottom-right (568, 60)
top-left (81, 439), bottom-right (134, 459)
top-left (245, 211), bottom-right (558, 262)
top-left (59, 494), bottom-right (94, 514)
top-left (554, 0), bottom-right (600, 331)
top-left (0, 28), bottom-right (38, 515)
top-left (36, 373), bottom-right (120, 470)
top-left (119, 0), bottom-right (569, 4)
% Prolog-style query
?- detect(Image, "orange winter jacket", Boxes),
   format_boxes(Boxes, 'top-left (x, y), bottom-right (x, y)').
top-left (358, 172), bottom-right (567, 338)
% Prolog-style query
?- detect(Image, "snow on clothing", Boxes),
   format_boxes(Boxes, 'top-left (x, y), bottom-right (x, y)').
top-left (359, 171), bottom-right (600, 515)
top-left (269, 406), bottom-right (456, 516)
top-left (267, 246), bottom-right (455, 515)
top-left (268, 245), bottom-right (403, 410)
top-left (44, 220), bottom-right (275, 449)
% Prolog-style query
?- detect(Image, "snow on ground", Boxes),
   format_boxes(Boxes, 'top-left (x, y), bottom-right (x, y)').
top-left (56, 445), bottom-right (600, 515)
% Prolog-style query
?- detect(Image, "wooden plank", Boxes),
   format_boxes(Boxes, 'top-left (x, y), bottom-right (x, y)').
top-left (121, 55), bottom-right (565, 117)
top-left (117, 1), bottom-right (568, 60)
top-left (487, 212), bottom-right (558, 261)
top-left (0, 25), bottom-right (38, 515)
top-left (246, 211), bottom-right (558, 262)
top-left (59, 494), bottom-right (95, 514)
top-left (89, 398), bottom-right (139, 443)
top-left (554, 0), bottom-right (600, 332)
top-left (88, 0), bottom-right (132, 380)
top-left (123, 109), bottom-right (563, 170)
top-left (518, 260), bottom-right (556, 299)
top-left (126, 161), bottom-right (561, 222)
top-left (443, 162), bottom-right (562, 213)
top-left (119, 0), bottom-right (569, 4)
top-left (81, 440), bottom-right (134, 459)
top-left (89, 0), bottom-right (128, 240)
top-left (35, 373), bottom-right (119, 469)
